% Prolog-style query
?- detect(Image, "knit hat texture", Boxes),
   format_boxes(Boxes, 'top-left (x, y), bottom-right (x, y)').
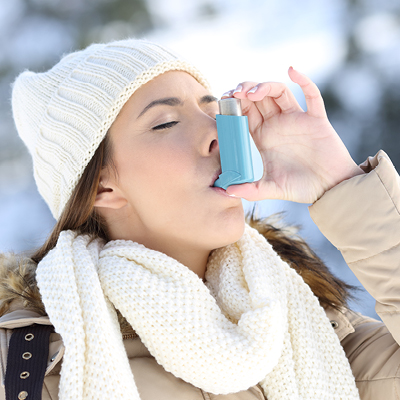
top-left (12, 39), bottom-right (210, 219)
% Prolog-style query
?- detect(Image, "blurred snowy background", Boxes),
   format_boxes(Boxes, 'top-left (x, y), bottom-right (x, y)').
top-left (1, 0), bottom-right (400, 318)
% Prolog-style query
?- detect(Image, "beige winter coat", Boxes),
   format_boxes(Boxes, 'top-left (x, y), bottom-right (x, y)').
top-left (0, 150), bottom-right (399, 400)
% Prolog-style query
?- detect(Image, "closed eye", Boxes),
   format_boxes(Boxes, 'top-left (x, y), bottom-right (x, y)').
top-left (152, 121), bottom-right (179, 130)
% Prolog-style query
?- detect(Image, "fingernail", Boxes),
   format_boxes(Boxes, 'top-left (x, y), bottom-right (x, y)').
top-left (221, 91), bottom-right (232, 98)
top-left (233, 84), bottom-right (243, 94)
top-left (289, 66), bottom-right (304, 74)
top-left (247, 86), bottom-right (258, 94)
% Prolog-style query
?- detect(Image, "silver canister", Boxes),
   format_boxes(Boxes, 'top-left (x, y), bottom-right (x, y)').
top-left (218, 98), bottom-right (243, 116)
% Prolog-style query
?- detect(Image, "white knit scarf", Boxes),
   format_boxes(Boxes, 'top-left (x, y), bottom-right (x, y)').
top-left (37, 225), bottom-right (360, 400)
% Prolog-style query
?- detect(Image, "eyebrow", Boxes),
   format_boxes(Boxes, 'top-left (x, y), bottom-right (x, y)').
top-left (137, 95), bottom-right (218, 119)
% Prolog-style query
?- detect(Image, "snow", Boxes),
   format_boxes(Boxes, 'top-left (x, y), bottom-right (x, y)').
top-left (331, 65), bottom-right (381, 115)
top-left (355, 12), bottom-right (400, 54)
top-left (8, 16), bottom-right (75, 69)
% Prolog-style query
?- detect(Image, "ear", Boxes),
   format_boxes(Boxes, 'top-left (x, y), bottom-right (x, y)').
top-left (94, 169), bottom-right (128, 210)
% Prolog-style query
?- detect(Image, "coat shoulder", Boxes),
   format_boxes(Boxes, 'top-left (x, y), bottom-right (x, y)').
top-left (340, 309), bottom-right (400, 400)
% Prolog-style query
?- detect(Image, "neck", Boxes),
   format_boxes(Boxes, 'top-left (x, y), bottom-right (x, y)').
top-left (170, 248), bottom-right (210, 281)
top-left (102, 210), bottom-right (213, 280)
top-left (107, 228), bottom-right (210, 281)
top-left (138, 241), bottom-right (211, 280)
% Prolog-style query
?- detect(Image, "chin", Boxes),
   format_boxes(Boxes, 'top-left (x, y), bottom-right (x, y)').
top-left (211, 207), bottom-right (246, 249)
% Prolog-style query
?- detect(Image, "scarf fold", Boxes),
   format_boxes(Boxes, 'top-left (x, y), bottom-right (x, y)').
top-left (36, 225), bottom-right (360, 400)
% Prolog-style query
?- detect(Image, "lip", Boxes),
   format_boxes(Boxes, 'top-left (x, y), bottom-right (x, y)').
top-left (209, 168), bottom-right (240, 198)
top-left (210, 169), bottom-right (222, 187)
top-left (209, 168), bottom-right (239, 198)
top-left (211, 185), bottom-right (235, 197)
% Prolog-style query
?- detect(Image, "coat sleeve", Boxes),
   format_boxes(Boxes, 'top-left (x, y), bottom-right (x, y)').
top-left (309, 150), bottom-right (400, 345)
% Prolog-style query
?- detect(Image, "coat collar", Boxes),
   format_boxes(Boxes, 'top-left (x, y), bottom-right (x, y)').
top-left (325, 307), bottom-right (355, 341)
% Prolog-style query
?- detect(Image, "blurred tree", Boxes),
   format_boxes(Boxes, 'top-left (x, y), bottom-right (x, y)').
top-left (321, 0), bottom-right (400, 167)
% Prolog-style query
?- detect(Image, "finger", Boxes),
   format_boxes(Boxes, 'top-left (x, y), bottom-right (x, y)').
top-left (221, 82), bottom-right (270, 131)
top-left (220, 82), bottom-right (262, 114)
top-left (226, 180), bottom-right (281, 202)
top-left (251, 82), bottom-right (303, 115)
top-left (239, 93), bottom-right (280, 132)
top-left (230, 81), bottom-right (259, 97)
top-left (288, 67), bottom-right (327, 118)
top-left (226, 182), bottom-right (259, 200)
top-left (228, 82), bottom-right (281, 129)
top-left (221, 89), bottom-right (234, 98)
top-left (243, 83), bottom-right (282, 120)
top-left (233, 81), bottom-right (303, 124)
top-left (220, 81), bottom-right (260, 99)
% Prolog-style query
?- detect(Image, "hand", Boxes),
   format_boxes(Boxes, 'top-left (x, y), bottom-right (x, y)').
top-left (222, 68), bottom-right (365, 203)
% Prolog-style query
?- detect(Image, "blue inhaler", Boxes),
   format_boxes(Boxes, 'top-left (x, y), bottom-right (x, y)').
top-left (213, 98), bottom-right (254, 190)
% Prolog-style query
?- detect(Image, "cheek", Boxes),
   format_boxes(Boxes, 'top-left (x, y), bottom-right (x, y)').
top-left (116, 140), bottom-right (204, 235)
top-left (117, 140), bottom-right (194, 198)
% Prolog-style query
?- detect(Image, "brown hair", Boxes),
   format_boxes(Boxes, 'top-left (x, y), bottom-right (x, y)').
top-left (246, 212), bottom-right (356, 310)
top-left (31, 134), bottom-right (114, 264)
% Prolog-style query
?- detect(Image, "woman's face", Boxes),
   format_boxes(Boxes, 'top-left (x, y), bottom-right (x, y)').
top-left (99, 71), bottom-right (245, 256)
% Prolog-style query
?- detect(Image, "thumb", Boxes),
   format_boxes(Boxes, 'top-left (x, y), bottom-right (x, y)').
top-left (226, 181), bottom-right (279, 202)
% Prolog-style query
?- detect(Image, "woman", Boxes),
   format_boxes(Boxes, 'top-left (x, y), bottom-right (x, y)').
top-left (0, 38), bottom-right (399, 400)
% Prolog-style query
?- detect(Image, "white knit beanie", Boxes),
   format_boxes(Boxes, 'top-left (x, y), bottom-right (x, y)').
top-left (12, 39), bottom-right (210, 219)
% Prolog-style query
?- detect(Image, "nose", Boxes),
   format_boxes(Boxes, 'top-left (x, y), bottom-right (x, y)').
top-left (209, 136), bottom-right (218, 153)
top-left (199, 113), bottom-right (219, 156)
